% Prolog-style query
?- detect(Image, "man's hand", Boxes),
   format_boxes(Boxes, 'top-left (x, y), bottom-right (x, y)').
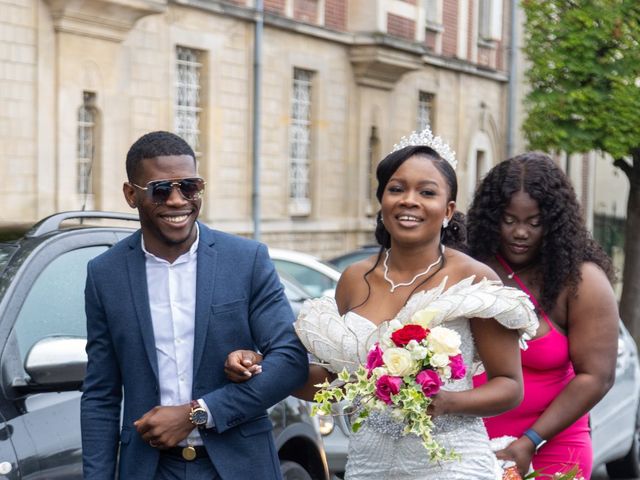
top-left (225, 350), bottom-right (263, 382)
top-left (134, 404), bottom-right (194, 449)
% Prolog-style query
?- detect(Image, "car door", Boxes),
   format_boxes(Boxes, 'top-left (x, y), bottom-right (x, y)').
top-left (591, 321), bottom-right (640, 466)
top-left (0, 230), bottom-right (122, 479)
top-left (0, 410), bottom-right (19, 479)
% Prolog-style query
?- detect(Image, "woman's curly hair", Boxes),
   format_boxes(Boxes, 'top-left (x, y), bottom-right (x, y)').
top-left (467, 152), bottom-right (614, 312)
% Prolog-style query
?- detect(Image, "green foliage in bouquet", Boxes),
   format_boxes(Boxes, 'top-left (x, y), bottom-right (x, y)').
top-left (312, 366), bottom-right (458, 462)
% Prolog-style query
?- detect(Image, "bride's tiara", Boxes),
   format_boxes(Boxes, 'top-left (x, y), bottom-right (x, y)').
top-left (390, 126), bottom-right (457, 171)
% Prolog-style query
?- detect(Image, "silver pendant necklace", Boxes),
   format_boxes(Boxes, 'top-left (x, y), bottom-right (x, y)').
top-left (383, 246), bottom-right (444, 293)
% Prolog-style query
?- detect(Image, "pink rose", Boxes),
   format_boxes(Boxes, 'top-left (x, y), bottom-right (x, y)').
top-left (391, 324), bottom-right (428, 347)
top-left (375, 375), bottom-right (403, 404)
top-left (415, 369), bottom-right (443, 397)
top-left (366, 343), bottom-right (384, 374)
top-left (449, 354), bottom-right (466, 380)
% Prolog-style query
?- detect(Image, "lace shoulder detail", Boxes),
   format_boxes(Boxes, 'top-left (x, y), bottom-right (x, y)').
top-left (294, 297), bottom-right (368, 373)
top-left (396, 276), bottom-right (538, 347)
top-left (294, 277), bottom-right (539, 373)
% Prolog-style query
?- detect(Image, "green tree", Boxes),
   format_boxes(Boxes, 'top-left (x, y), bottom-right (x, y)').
top-left (521, 0), bottom-right (640, 341)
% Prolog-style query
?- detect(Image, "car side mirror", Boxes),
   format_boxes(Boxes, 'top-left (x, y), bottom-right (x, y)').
top-left (23, 336), bottom-right (87, 391)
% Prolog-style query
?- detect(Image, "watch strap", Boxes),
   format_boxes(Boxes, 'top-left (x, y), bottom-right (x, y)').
top-left (523, 428), bottom-right (546, 451)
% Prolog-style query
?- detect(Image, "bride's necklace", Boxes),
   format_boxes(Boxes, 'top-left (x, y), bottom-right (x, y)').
top-left (383, 246), bottom-right (444, 293)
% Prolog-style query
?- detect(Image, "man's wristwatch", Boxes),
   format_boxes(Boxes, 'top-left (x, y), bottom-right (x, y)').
top-left (523, 428), bottom-right (547, 452)
top-left (189, 400), bottom-right (208, 428)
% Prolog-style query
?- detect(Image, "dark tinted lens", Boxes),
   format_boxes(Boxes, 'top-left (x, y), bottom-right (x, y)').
top-left (147, 180), bottom-right (173, 203)
top-left (146, 178), bottom-right (204, 203)
top-left (149, 181), bottom-right (174, 203)
top-left (178, 178), bottom-right (204, 200)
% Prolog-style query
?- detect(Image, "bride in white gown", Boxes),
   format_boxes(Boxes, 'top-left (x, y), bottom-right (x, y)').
top-left (225, 129), bottom-right (538, 479)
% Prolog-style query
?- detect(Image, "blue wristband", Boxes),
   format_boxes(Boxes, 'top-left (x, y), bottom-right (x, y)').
top-left (523, 428), bottom-right (546, 451)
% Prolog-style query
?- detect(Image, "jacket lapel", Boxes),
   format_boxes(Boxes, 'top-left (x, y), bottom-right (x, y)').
top-left (125, 231), bottom-right (159, 382)
top-left (193, 223), bottom-right (217, 378)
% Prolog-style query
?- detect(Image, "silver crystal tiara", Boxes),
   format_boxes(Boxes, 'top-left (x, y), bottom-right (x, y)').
top-left (390, 127), bottom-right (457, 170)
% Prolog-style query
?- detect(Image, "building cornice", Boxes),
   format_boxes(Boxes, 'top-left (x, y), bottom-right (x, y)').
top-left (44, 0), bottom-right (167, 42)
top-left (171, 0), bottom-right (508, 83)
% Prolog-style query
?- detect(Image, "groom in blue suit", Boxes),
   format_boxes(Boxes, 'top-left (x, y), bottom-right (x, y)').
top-left (80, 131), bottom-right (309, 479)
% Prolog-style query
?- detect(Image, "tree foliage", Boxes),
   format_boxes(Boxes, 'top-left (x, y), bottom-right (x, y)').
top-left (522, 0), bottom-right (640, 340)
top-left (522, 0), bottom-right (640, 160)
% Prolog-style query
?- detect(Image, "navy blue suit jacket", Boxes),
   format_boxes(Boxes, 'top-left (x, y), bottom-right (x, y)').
top-left (80, 223), bottom-right (309, 479)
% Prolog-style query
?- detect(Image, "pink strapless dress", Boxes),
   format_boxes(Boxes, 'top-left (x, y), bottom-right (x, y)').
top-left (473, 312), bottom-right (591, 478)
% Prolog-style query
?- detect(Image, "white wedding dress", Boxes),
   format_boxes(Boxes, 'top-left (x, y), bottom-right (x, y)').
top-left (294, 276), bottom-right (538, 480)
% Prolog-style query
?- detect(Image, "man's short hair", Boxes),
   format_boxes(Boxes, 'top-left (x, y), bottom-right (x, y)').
top-left (126, 131), bottom-right (196, 181)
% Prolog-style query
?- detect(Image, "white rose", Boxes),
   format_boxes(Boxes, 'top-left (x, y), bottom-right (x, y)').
top-left (428, 326), bottom-right (462, 356)
top-left (410, 308), bottom-right (438, 329)
top-left (382, 348), bottom-right (418, 377)
top-left (430, 352), bottom-right (450, 368)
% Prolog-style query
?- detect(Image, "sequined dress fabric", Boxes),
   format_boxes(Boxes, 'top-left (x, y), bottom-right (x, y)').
top-left (294, 277), bottom-right (539, 480)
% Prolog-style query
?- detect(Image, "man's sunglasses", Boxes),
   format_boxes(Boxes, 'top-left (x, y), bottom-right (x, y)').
top-left (130, 177), bottom-right (206, 204)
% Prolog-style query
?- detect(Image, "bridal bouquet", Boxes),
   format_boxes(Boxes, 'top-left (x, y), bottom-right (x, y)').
top-left (312, 307), bottom-right (465, 461)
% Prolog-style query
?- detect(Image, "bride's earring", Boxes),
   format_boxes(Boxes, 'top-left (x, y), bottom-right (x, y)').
top-left (442, 217), bottom-right (449, 229)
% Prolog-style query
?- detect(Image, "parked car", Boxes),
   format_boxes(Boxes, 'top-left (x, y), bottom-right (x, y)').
top-left (270, 248), bottom-right (341, 298)
top-left (280, 272), bottom-right (313, 317)
top-left (326, 245), bottom-right (380, 272)
top-left (0, 211), bottom-right (328, 480)
top-left (267, 250), bottom-right (349, 477)
top-left (592, 320), bottom-right (640, 478)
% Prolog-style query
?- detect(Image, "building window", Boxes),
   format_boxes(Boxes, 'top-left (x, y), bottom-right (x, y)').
top-left (479, 0), bottom-right (503, 42)
top-left (289, 68), bottom-right (314, 215)
top-left (77, 92), bottom-right (96, 196)
top-left (175, 46), bottom-right (203, 157)
top-left (417, 91), bottom-right (434, 130)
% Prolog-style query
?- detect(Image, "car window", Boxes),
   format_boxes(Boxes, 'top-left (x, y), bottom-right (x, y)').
top-left (13, 246), bottom-right (108, 362)
top-left (273, 259), bottom-right (336, 298)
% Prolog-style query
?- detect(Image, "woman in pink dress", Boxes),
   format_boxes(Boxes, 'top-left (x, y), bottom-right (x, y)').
top-left (469, 152), bottom-right (619, 478)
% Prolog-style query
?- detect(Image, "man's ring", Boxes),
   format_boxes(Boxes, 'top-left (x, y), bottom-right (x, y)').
top-left (150, 441), bottom-right (159, 448)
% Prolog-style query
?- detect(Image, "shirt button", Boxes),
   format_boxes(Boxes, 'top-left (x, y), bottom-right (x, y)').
top-left (179, 376), bottom-right (185, 382)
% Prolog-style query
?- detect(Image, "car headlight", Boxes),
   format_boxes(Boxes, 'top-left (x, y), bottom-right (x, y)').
top-left (317, 414), bottom-right (334, 435)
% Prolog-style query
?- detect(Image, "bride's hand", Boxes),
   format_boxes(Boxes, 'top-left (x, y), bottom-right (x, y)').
top-left (495, 437), bottom-right (535, 477)
top-left (426, 390), bottom-right (451, 417)
top-left (224, 350), bottom-right (263, 382)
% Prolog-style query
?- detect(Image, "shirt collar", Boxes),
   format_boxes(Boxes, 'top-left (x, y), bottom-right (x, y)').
top-left (141, 223), bottom-right (200, 264)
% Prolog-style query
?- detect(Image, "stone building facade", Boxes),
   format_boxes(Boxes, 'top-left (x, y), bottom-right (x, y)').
top-left (0, 0), bottom-right (512, 257)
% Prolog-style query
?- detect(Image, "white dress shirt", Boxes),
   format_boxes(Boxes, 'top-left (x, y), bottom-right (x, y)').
top-left (142, 225), bottom-right (211, 446)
